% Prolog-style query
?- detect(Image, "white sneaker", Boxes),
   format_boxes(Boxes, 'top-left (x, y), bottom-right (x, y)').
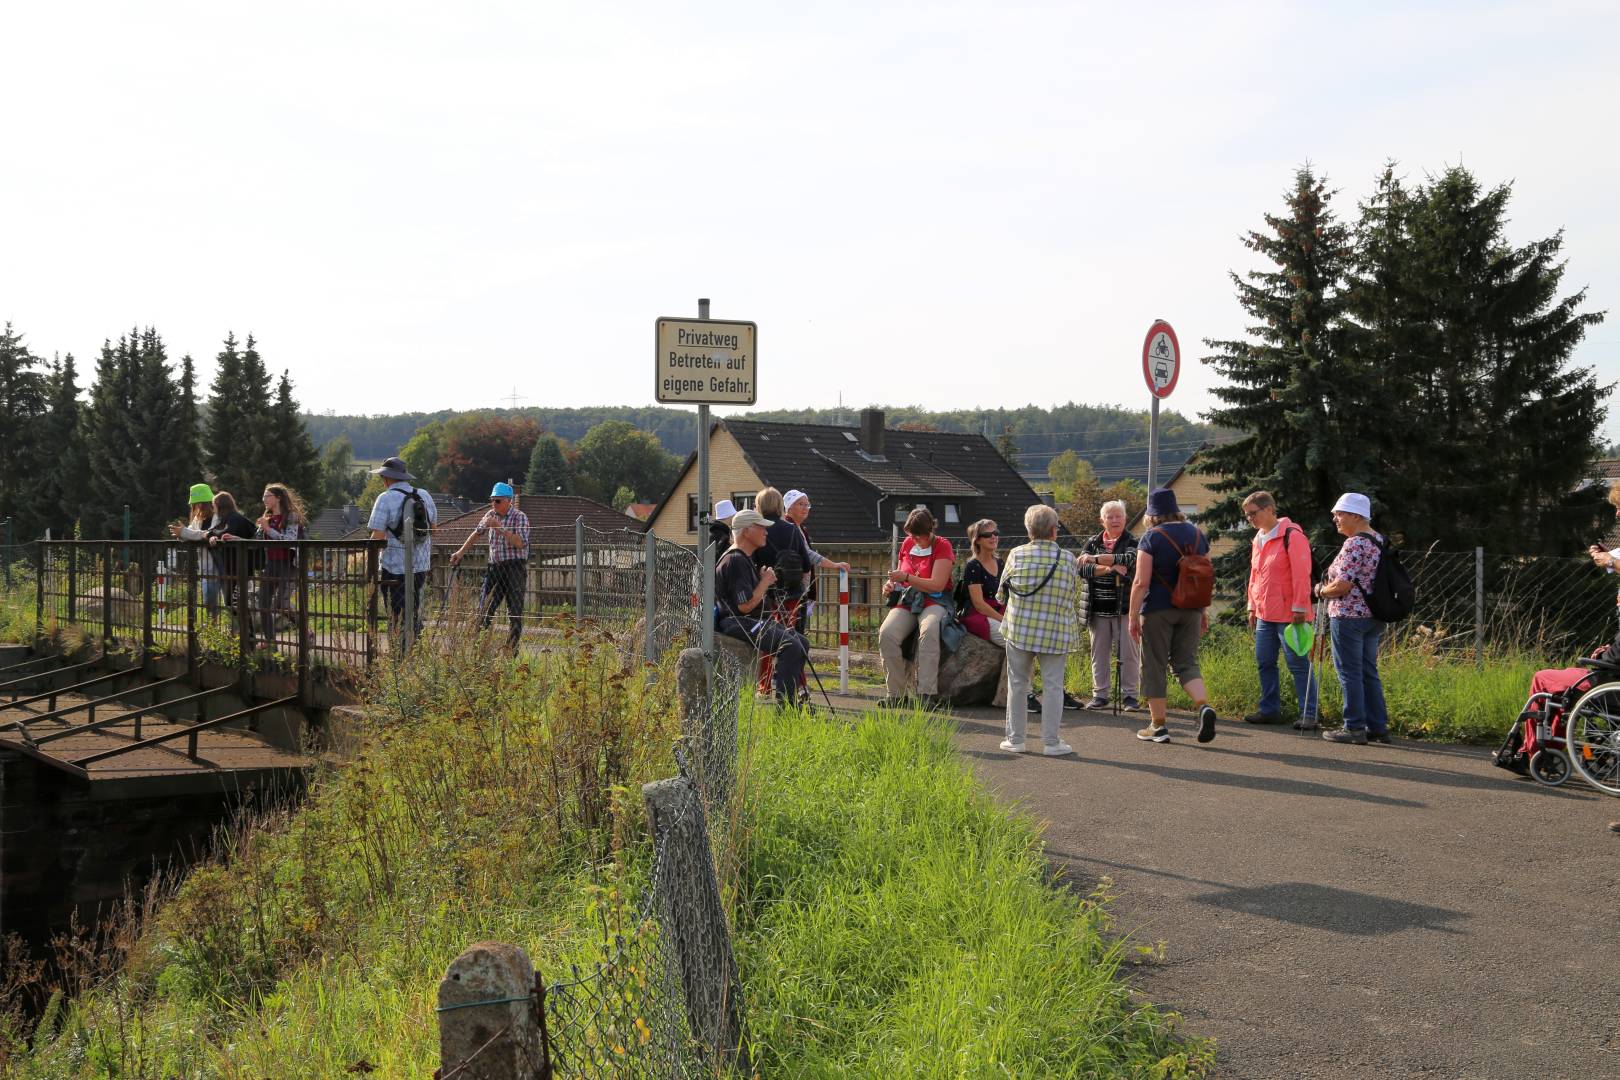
top-left (999, 738), bottom-right (1027, 753)
top-left (1043, 741), bottom-right (1075, 757)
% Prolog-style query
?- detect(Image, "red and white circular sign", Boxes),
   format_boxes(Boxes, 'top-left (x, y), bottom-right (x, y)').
top-left (1142, 320), bottom-right (1180, 399)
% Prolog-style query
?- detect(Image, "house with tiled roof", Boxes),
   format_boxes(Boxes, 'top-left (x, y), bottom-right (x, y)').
top-left (434, 494), bottom-right (633, 550)
top-left (647, 408), bottom-right (1060, 554)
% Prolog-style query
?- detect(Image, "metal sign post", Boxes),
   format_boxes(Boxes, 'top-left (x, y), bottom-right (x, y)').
top-left (655, 303), bottom-right (758, 658)
top-left (1141, 319), bottom-right (1181, 489)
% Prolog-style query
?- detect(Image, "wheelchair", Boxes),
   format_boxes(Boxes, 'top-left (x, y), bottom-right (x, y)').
top-left (1496, 654), bottom-right (1620, 795)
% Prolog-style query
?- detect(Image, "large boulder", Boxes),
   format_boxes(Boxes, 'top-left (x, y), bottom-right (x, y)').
top-left (937, 632), bottom-right (1005, 706)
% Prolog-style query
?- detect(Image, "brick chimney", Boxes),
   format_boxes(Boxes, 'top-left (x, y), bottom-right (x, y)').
top-left (859, 407), bottom-right (886, 459)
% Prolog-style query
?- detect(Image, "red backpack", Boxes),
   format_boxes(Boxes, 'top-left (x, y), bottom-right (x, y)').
top-left (1153, 526), bottom-right (1214, 610)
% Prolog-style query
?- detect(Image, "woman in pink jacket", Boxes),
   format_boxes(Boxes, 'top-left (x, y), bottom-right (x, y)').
top-left (1242, 491), bottom-right (1319, 728)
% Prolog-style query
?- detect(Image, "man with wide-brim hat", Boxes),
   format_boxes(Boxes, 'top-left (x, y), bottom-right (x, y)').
top-left (366, 456), bottom-right (438, 647)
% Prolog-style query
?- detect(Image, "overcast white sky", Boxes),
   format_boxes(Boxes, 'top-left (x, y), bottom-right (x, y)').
top-left (3, 1), bottom-right (1616, 435)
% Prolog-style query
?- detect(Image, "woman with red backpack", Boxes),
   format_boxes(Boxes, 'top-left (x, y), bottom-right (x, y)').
top-left (1127, 488), bottom-right (1218, 745)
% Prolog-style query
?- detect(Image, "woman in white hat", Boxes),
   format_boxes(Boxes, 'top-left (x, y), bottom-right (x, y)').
top-left (1313, 493), bottom-right (1391, 745)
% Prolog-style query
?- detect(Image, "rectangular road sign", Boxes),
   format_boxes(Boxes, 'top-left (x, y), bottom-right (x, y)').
top-left (654, 317), bottom-right (757, 404)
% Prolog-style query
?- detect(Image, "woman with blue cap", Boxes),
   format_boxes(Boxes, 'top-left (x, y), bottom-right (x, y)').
top-left (1313, 493), bottom-right (1391, 744)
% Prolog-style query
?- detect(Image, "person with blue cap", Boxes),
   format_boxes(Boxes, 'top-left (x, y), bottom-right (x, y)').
top-left (450, 481), bottom-right (531, 649)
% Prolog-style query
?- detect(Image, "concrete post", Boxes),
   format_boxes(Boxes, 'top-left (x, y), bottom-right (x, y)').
top-left (436, 941), bottom-right (545, 1079)
top-left (675, 645), bottom-right (734, 808)
top-left (642, 776), bottom-right (748, 1073)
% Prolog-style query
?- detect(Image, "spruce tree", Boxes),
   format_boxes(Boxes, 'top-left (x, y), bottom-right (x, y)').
top-left (204, 333), bottom-right (245, 496)
top-left (39, 352), bottom-right (87, 538)
top-left (265, 370), bottom-right (323, 508)
top-left (237, 335), bottom-right (274, 500)
top-left (1360, 167), bottom-right (1609, 552)
top-left (83, 333), bottom-right (143, 538)
top-left (525, 435), bottom-right (571, 495)
top-left (170, 353), bottom-right (203, 507)
top-left (0, 323), bottom-right (49, 540)
top-left (1198, 165), bottom-right (1368, 548)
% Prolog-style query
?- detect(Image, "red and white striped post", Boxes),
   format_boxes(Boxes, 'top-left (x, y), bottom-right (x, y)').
top-left (838, 568), bottom-right (850, 692)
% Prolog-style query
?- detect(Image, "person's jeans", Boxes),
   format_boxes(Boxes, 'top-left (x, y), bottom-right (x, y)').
top-left (718, 614), bottom-right (807, 700)
top-left (1330, 616), bottom-right (1388, 734)
top-left (1006, 645), bottom-right (1065, 748)
top-left (1256, 619), bottom-right (1319, 721)
top-left (480, 559), bottom-right (527, 647)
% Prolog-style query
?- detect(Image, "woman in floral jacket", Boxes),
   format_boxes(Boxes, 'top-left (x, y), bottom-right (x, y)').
top-left (1313, 493), bottom-right (1390, 745)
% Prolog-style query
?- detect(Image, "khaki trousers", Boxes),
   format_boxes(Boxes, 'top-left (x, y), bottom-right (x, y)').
top-left (879, 603), bottom-right (948, 696)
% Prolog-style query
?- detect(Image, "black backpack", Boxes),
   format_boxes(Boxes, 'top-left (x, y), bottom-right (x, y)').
top-left (1354, 534), bottom-right (1415, 623)
top-left (387, 487), bottom-right (431, 541)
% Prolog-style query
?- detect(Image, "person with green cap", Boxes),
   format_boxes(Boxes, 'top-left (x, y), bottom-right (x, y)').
top-left (1241, 490), bottom-right (1319, 729)
top-left (169, 482), bottom-right (222, 614)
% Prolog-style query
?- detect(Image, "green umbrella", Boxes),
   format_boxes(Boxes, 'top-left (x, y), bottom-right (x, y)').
top-left (1284, 620), bottom-right (1315, 657)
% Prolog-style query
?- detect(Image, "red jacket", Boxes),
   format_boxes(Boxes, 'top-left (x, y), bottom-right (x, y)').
top-left (1248, 516), bottom-right (1314, 622)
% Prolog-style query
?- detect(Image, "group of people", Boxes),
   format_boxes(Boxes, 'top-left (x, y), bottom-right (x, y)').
top-left (167, 455), bottom-right (533, 652)
top-left (864, 485), bottom-right (1400, 756)
top-left (711, 487), bottom-right (850, 703)
top-left (168, 481), bottom-right (310, 646)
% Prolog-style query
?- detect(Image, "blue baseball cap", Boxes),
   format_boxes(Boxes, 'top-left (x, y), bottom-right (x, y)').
top-left (490, 482), bottom-right (515, 499)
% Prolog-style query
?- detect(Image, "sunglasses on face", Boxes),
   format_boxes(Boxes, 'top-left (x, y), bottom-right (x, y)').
top-left (982, 531), bottom-right (999, 537)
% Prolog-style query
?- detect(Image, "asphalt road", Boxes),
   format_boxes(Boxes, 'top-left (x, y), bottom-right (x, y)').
top-left (943, 704), bottom-right (1620, 1080)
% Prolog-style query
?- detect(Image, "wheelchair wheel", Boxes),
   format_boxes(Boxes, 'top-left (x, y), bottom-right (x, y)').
top-left (1563, 682), bottom-right (1620, 796)
top-left (1528, 748), bottom-right (1570, 787)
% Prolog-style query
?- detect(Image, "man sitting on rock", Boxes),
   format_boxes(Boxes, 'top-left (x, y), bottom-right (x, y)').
top-left (715, 509), bottom-right (808, 705)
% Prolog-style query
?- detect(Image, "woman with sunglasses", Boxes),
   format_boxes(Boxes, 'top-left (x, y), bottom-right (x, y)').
top-left (960, 519), bottom-right (1005, 643)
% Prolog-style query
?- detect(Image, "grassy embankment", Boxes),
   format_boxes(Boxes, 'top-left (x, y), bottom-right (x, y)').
top-left (2, 627), bottom-right (1211, 1077)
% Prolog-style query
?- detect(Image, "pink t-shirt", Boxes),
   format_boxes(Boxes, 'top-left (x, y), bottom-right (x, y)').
top-left (899, 536), bottom-right (955, 607)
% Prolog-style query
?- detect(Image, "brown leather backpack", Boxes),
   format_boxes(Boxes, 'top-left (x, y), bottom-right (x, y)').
top-left (1153, 526), bottom-right (1214, 610)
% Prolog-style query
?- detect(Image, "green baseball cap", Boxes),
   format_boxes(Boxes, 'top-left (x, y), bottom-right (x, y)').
top-left (1284, 621), bottom-right (1315, 657)
top-left (188, 483), bottom-right (215, 505)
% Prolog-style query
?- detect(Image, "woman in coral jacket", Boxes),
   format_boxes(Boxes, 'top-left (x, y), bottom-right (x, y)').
top-left (1241, 490), bottom-right (1319, 729)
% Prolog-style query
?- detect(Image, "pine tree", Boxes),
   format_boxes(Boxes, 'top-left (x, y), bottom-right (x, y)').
top-left (0, 323), bottom-right (50, 540)
top-left (83, 333), bottom-right (144, 538)
top-left (264, 370), bottom-right (323, 509)
top-left (1359, 167), bottom-right (1609, 552)
top-left (39, 352), bottom-right (87, 538)
top-left (204, 333), bottom-right (245, 496)
top-left (995, 427), bottom-right (1020, 467)
top-left (1198, 165), bottom-right (1368, 548)
top-left (238, 335), bottom-right (274, 498)
top-left (525, 435), bottom-right (571, 495)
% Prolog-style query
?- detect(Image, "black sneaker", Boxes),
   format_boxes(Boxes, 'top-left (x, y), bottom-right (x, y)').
top-left (1322, 727), bottom-right (1369, 745)
top-left (1062, 691), bottom-right (1086, 711)
top-left (1196, 705), bottom-right (1218, 743)
top-left (1120, 696), bottom-right (1143, 711)
top-left (1242, 711), bottom-right (1285, 725)
top-left (1367, 731), bottom-right (1393, 745)
top-left (1026, 693), bottom-right (1042, 713)
top-left (1293, 717), bottom-right (1320, 731)
top-left (1084, 695), bottom-right (1110, 710)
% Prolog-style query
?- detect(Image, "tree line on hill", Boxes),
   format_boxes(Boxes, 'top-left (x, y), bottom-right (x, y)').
top-left (305, 403), bottom-right (1222, 488)
top-left (0, 325), bottom-right (322, 542)
top-left (1200, 162), bottom-right (1608, 557)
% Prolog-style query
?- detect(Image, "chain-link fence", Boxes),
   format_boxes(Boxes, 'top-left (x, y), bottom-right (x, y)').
top-left (436, 579), bottom-right (756, 1079)
top-left (431, 525), bottom-right (699, 659)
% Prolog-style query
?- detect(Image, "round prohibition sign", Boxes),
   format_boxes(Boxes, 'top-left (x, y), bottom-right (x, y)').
top-left (1142, 320), bottom-right (1180, 399)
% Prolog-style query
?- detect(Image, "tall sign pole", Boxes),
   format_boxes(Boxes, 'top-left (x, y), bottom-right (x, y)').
top-left (1142, 319), bottom-right (1181, 489)
top-left (655, 303), bottom-right (759, 659)
top-left (696, 298), bottom-right (712, 656)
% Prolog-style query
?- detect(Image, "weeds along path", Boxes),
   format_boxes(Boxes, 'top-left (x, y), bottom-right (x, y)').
top-left (946, 704), bottom-right (1620, 1080)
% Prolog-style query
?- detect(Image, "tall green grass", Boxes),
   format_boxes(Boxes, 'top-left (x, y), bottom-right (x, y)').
top-left (1063, 626), bottom-right (1540, 742)
top-left (737, 707), bottom-right (1212, 1077)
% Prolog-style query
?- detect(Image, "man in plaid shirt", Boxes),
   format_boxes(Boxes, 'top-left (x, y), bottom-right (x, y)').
top-left (450, 482), bottom-right (531, 649)
top-left (996, 504), bottom-right (1084, 756)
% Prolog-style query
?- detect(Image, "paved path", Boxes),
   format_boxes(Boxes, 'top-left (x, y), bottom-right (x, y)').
top-left (934, 703), bottom-right (1620, 1079)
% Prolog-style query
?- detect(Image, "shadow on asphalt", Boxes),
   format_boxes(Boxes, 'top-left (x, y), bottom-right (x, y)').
top-left (1195, 742), bottom-right (1601, 800)
top-left (1076, 754), bottom-right (1429, 807)
top-left (1045, 852), bottom-right (1470, 936)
